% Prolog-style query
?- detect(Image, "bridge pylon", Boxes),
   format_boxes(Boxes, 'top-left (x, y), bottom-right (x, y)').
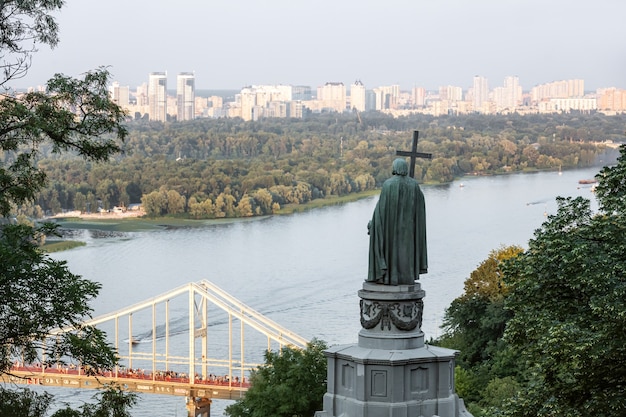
top-left (6, 280), bottom-right (308, 412)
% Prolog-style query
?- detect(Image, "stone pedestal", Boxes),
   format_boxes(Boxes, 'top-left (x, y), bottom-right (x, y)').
top-left (316, 283), bottom-right (472, 417)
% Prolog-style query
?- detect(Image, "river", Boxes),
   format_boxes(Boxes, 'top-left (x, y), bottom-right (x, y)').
top-left (33, 165), bottom-right (605, 416)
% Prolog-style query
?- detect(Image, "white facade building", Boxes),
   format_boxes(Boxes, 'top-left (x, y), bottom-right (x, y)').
top-left (176, 72), bottom-right (195, 121)
top-left (110, 81), bottom-right (130, 107)
top-left (317, 82), bottom-right (347, 113)
top-left (350, 80), bottom-right (366, 112)
top-left (148, 72), bottom-right (167, 122)
top-left (472, 75), bottom-right (489, 112)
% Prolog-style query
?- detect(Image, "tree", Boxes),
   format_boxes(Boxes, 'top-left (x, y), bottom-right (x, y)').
top-left (0, 385), bottom-right (137, 417)
top-left (1, 69), bottom-right (127, 215)
top-left (499, 145), bottom-right (626, 416)
top-left (436, 246), bottom-right (523, 412)
top-left (52, 386), bottom-right (137, 417)
top-left (1, 2), bottom-right (134, 415)
top-left (0, 0), bottom-right (63, 86)
top-left (225, 339), bottom-right (328, 417)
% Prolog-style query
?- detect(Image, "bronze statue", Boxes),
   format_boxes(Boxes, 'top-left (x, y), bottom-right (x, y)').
top-left (367, 158), bottom-right (427, 285)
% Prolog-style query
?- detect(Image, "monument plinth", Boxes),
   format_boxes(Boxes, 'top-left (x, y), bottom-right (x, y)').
top-left (315, 138), bottom-right (472, 417)
top-left (358, 282), bottom-right (425, 350)
top-left (318, 284), bottom-right (470, 417)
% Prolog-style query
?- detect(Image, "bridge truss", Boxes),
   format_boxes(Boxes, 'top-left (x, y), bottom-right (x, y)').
top-left (6, 280), bottom-right (308, 401)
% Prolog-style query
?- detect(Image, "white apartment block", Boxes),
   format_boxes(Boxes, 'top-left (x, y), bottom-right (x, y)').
top-left (239, 85), bottom-right (294, 121)
top-left (531, 79), bottom-right (585, 102)
top-left (110, 81), bottom-right (130, 108)
top-left (438, 85), bottom-right (463, 102)
top-left (350, 80), bottom-right (366, 112)
top-left (317, 82), bottom-right (347, 113)
top-left (372, 84), bottom-right (401, 110)
top-left (492, 77), bottom-right (522, 112)
top-left (472, 76), bottom-right (489, 112)
top-left (148, 72), bottom-right (167, 122)
top-left (538, 97), bottom-right (597, 113)
top-left (177, 72), bottom-right (195, 121)
top-left (412, 87), bottom-right (426, 107)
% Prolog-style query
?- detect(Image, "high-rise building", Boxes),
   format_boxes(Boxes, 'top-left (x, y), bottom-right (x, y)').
top-left (317, 82), bottom-right (346, 113)
top-left (292, 86), bottom-right (312, 101)
top-left (472, 76), bottom-right (489, 112)
top-left (372, 84), bottom-right (401, 110)
top-left (438, 85), bottom-right (463, 102)
top-left (148, 72), bottom-right (167, 122)
top-left (238, 85), bottom-right (294, 121)
top-left (493, 76), bottom-right (522, 111)
top-left (110, 81), bottom-right (130, 108)
top-left (135, 83), bottom-right (148, 106)
top-left (350, 80), bottom-right (366, 112)
top-left (598, 88), bottom-right (626, 112)
top-left (530, 79), bottom-right (585, 103)
top-left (503, 76), bottom-right (521, 109)
top-left (177, 72), bottom-right (195, 121)
top-left (412, 87), bottom-right (426, 107)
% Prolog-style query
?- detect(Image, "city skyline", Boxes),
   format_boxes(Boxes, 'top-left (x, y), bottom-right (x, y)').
top-left (12, 0), bottom-right (625, 92)
top-left (111, 75), bottom-right (624, 121)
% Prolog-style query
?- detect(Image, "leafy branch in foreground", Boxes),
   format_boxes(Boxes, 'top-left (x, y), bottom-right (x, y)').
top-left (0, 67), bottom-right (127, 216)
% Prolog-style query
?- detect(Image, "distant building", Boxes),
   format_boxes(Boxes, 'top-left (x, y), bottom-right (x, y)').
top-left (317, 82), bottom-right (346, 113)
top-left (350, 80), bottom-right (366, 112)
top-left (412, 87), bottom-right (426, 107)
top-left (148, 72), bottom-right (167, 122)
top-left (292, 85), bottom-right (312, 101)
top-left (110, 81), bottom-right (130, 108)
top-left (438, 85), bottom-right (463, 102)
top-left (135, 83), bottom-right (148, 106)
top-left (597, 88), bottom-right (626, 112)
top-left (373, 84), bottom-right (400, 110)
top-left (472, 75), bottom-right (489, 112)
top-left (239, 85), bottom-right (294, 121)
top-left (504, 76), bottom-right (522, 107)
top-left (531, 79), bottom-right (585, 103)
top-left (538, 97), bottom-right (596, 113)
top-left (177, 72), bottom-right (195, 121)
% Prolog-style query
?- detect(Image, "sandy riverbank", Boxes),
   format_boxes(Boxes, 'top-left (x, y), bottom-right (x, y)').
top-left (51, 210), bottom-right (145, 220)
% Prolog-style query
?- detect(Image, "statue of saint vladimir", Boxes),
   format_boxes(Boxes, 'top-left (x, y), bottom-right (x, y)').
top-left (367, 158), bottom-right (427, 285)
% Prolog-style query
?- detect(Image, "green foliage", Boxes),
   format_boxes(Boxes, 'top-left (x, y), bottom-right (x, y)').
top-left (435, 246), bottom-right (523, 413)
top-left (0, 386), bottom-right (53, 417)
top-left (31, 112), bottom-right (624, 218)
top-left (482, 376), bottom-right (520, 409)
top-left (0, 385), bottom-right (137, 417)
top-left (439, 148), bottom-right (626, 415)
top-left (1, 3), bottom-right (135, 415)
top-left (0, 0), bottom-right (63, 85)
top-left (498, 145), bottom-right (626, 416)
top-left (439, 246), bottom-right (522, 366)
top-left (1, 68), bottom-right (127, 216)
top-left (0, 223), bottom-right (118, 373)
top-left (53, 386), bottom-right (137, 417)
top-left (225, 339), bottom-right (328, 417)
top-left (594, 144), bottom-right (626, 214)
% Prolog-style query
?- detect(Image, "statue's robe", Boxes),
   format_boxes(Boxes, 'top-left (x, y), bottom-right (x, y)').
top-left (367, 161), bottom-right (427, 285)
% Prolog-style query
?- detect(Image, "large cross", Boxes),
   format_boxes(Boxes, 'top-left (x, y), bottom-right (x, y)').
top-left (396, 130), bottom-right (432, 178)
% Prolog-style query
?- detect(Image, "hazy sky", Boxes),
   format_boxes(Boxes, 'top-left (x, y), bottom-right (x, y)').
top-left (15, 0), bottom-right (626, 91)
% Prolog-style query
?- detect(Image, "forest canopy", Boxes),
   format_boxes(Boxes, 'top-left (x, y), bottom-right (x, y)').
top-left (24, 111), bottom-right (626, 219)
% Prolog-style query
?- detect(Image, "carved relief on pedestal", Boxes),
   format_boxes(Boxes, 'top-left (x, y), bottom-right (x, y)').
top-left (360, 298), bottom-right (423, 331)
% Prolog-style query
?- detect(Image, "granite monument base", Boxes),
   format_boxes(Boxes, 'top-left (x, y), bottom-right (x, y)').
top-left (316, 283), bottom-right (472, 417)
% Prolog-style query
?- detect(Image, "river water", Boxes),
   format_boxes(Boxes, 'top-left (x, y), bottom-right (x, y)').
top-left (34, 166), bottom-right (604, 416)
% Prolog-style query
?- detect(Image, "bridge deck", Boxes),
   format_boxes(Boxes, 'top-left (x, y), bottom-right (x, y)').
top-left (3, 367), bottom-right (248, 401)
